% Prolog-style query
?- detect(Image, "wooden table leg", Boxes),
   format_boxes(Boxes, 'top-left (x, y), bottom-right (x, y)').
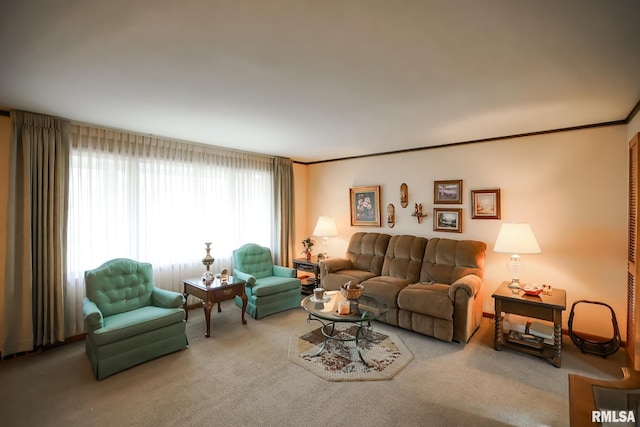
top-left (203, 300), bottom-right (214, 338)
top-left (494, 299), bottom-right (503, 350)
top-left (553, 310), bottom-right (562, 368)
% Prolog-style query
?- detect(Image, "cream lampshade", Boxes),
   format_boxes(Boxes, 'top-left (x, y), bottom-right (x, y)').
top-left (493, 223), bottom-right (541, 289)
top-left (312, 216), bottom-right (338, 257)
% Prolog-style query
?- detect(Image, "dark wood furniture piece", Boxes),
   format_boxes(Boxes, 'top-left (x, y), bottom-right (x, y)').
top-left (493, 281), bottom-right (566, 367)
top-left (292, 257), bottom-right (321, 295)
top-left (569, 367), bottom-right (640, 426)
top-left (183, 276), bottom-right (247, 338)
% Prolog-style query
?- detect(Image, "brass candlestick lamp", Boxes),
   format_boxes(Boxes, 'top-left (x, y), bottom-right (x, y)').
top-left (202, 242), bottom-right (215, 285)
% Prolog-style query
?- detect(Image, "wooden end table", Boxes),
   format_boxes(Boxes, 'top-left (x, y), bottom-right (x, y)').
top-left (292, 257), bottom-right (321, 295)
top-left (183, 276), bottom-right (247, 338)
top-left (492, 281), bottom-right (566, 367)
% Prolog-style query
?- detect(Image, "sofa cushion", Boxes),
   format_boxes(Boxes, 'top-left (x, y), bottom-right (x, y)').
top-left (92, 306), bottom-right (185, 346)
top-left (419, 238), bottom-right (486, 284)
top-left (380, 235), bottom-right (427, 282)
top-left (363, 276), bottom-right (413, 309)
top-left (346, 232), bottom-right (391, 275)
top-left (322, 270), bottom-right (377, 290)
top-left (397, 283), bottom-right (454, 320)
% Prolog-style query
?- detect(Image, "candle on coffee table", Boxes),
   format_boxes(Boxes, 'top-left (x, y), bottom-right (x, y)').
top-left (338, 300), bottom-right (350, 315)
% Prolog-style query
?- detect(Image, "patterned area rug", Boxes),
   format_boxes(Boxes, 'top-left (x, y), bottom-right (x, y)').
top-left (287, 324), bottom-right (413, 381)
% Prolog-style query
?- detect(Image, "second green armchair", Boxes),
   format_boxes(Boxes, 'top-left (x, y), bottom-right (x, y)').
top-left (232, 243), bottom-right (301, 319)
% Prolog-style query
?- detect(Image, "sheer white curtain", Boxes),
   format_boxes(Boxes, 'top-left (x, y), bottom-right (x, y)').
top-left (65, 125), bottom-right (274, 336)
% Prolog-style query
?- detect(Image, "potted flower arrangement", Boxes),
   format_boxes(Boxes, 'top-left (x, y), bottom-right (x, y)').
top-left (302, 237), bottom-right (315, 261)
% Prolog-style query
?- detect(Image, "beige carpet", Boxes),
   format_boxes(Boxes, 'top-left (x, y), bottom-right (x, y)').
top-left (0, 300), bottom-right (631, 426)
top-left (288, 324), bottom-right (413, 381)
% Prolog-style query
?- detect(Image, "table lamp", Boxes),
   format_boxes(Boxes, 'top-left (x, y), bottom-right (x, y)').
top-left (312, 216), bottom-right (338, 257)
top-left (493, 222), bottom-right (541, 289)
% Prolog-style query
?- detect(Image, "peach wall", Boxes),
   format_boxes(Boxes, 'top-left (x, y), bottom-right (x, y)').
top-left (294, 125), bottom-right (628, 338)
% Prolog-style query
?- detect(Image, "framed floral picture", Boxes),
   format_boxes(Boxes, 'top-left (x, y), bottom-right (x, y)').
top-left (433, 208), bottom-right (462, 233)
top-left (471, 189), bottom-right (501, 219)
top-left (350, 185), bottom-right (381, 226)
top-left (434, 180), bottom-right (463, 204)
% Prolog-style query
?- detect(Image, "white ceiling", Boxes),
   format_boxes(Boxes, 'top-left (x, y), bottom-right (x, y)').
top-left (1, 1), bottom-right (639, 163)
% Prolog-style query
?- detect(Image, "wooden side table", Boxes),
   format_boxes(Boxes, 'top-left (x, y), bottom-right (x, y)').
top-left (492, 281), bottom-right (566, 367)
top-left (183, 276), bottom-right (247, 338)
top-left (292, 257), bottom-right (321, 295)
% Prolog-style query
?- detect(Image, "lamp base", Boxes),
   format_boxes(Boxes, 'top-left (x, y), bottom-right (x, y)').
top-left (507, 279), bottom-right (521, 290)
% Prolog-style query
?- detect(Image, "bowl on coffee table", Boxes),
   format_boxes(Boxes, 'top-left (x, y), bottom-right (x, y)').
top-left (341, 282), bottom-right (364, 300)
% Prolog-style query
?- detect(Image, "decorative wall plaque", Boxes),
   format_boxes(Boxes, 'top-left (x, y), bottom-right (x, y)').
top-left (400, 183), bottom-right (408, 208)
top-left (387, 203), bottom-right (395, 228)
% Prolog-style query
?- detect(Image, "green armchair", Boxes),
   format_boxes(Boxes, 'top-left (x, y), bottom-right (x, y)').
top-left (232, 243), bottom-right (301, 319)
top-left (83, 258), bottom-right (188, 380)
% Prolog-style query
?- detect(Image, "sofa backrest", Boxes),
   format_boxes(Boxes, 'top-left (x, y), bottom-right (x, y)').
top-left (419, 238), bottom-right (486, 284)
top-left (381, 234), bottom-right (428, 282)
top-left (346, 232), bottom-right (391, 275)
top-left (85, 258), bottom-right (154, 317)
top-left (232, 243), bottom-right (274, 279)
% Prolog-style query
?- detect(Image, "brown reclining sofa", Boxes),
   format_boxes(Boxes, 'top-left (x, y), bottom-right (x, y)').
top-left (320, 232), bottom-right (486, 343)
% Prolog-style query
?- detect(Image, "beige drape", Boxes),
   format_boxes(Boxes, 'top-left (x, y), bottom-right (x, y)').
top-left (273, 157), bottom-right (295, 266)
top-left (1, 111), bottom-right (69, 356)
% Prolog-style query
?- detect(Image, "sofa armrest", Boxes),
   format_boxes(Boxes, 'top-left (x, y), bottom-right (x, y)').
top-left (319, 258), bottom-right (353, 278)
top-left (152, 287), bottom-right (185, 308)
top-left (82, 297), bottom-right (104, 331)
top-left (449, 274), bottom-right (482, 300)
top-left (273, 265), bottom-right (297, 278)
top-left (449, 274), bottom-right (484, 342)
top-left (234, 270), bottom-right (256, 287)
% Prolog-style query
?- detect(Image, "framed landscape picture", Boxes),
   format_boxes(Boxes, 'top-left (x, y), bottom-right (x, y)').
top-left (433, 208), bottom-right (462, 233)
top-left (471, 189), bottom-right (501, 219)
top-left (434, 180), bottom-right (463, 204)
top-left (350, 185), bottom-right (381, 226)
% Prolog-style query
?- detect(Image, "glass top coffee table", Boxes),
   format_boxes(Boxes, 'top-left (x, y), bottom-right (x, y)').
top-left (300, 291), bottom-right (388, 366)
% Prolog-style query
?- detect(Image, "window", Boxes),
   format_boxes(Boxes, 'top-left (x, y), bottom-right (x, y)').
top-left (64, 125), bottom-right (274, 335)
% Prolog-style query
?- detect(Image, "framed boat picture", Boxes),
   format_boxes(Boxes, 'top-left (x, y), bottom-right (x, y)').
top-left (471, 189), bottom-right (501, 219)
top-left (434, 180), bottom-right (463, 204)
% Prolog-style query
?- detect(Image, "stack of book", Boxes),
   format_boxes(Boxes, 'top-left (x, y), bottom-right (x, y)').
top-left (507, 331), bottom-right (544, 349)
top-left (528, 321), bottom-right (555, 345)
top-left (503, 313), bottom-right (527, 333)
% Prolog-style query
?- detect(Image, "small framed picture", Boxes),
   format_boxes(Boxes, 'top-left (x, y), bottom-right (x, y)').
top-left (433, 208), bottom-right (462, 233)
top-left (471, 189), bottom-right (501, 219)
top-left (350, 185), bottom-right (381, 226)
top-left (434, 180), bottom-right (463, 204)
